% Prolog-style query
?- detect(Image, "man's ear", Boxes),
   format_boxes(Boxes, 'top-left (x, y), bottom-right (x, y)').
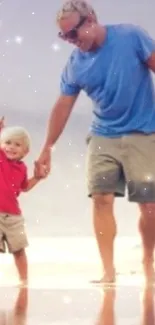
top-left (87, 15), bottom-right (94, 23)
top-left (87, 11), bottom-right (97, 24)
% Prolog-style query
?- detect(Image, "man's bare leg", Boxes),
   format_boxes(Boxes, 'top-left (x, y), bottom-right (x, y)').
top-left (139, 203), bottom-right (155, 283)
top-left (92, 193), bottom-right (116, 283)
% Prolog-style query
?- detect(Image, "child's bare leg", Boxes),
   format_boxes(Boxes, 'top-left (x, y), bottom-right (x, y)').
top-left (13, 249), bottom-right (28, 283)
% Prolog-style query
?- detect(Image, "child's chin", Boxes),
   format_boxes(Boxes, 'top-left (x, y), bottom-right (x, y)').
top-left (6, 154), bottom-right (20, 160)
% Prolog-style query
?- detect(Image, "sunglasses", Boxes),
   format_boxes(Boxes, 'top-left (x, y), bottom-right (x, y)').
top-left (58, 16), bottom-right (87, 40)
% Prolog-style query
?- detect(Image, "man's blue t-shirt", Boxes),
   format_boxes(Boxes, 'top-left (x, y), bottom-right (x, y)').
top-left (60, 24), bottom-right (155, 137)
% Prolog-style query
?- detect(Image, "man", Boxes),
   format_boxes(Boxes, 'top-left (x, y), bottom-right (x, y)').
top-left (36, 0), bottom-right (155, 284)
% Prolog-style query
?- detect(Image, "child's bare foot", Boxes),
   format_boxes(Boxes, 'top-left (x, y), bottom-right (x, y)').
top-left (18, 279), bottom-right (28, 288)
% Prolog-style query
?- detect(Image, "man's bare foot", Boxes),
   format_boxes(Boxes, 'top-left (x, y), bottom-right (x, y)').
top-left (90, 269), bottom-right (116, 285)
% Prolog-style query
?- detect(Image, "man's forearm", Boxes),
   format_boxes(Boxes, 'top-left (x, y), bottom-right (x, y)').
top-left (0, 116), bottom-right (5, 133)
top-left (44, 104), bottom-right (67, 148)
top-left (43, 95), bottom-right (78, 149)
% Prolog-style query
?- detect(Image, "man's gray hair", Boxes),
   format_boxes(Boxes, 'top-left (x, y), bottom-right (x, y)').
top-left (56, 0), bottom-right (97, 21)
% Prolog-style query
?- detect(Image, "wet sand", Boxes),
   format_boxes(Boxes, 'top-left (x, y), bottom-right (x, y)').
top-left (0, 237), bottom-right (153, 324)
top-left (0, 285), bottom-right (154, 324)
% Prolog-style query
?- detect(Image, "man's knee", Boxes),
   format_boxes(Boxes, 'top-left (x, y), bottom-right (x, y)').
top-left (92, 193), bottom-right (114, 213)
top-left (139, 203), bottom-right (155, 218)
top-left (138, 203), bottom-right (155, 239)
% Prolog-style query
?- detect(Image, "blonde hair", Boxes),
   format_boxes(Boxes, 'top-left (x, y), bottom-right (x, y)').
top-left (56, 0), bottom-right (97, 21)
top-left (0, 126), bottom-right (31, 150)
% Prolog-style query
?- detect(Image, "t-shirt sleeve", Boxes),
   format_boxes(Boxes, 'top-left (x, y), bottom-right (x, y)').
top-left (60, 54), bottom-right (81, 96)
top-left (21, 165), bottom-right (28, 190)
top-left (133, 26), bottom-right (155, 62)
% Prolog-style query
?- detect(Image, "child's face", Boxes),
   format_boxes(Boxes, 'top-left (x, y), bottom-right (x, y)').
top-left (1, 136), bottom-right (29, 160)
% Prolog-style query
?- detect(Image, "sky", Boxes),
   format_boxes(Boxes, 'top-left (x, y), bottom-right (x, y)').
top-left (0, 0), bottom-right (155, 237)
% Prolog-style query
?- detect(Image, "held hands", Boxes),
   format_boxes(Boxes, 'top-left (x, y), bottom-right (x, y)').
top-left (34, 147), bottom-right (51, 180)
top-left (34, 161), bottom-right (49, 180)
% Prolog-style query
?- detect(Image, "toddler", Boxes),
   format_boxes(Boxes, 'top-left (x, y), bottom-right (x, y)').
top-left (0, 117), bottom-right (48, 286)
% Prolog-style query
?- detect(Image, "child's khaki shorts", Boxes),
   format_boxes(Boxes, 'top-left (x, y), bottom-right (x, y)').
top-left (0, 213), bottom-right (28, 253)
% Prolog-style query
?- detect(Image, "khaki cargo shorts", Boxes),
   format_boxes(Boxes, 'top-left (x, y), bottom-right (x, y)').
top-left (86, 133), bottom-right (155, 203)
top-left (0, 213), bottom-right (28, 253)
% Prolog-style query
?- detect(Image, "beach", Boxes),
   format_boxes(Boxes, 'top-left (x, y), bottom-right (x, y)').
top-left (0, 236), bottom-right (145, 288)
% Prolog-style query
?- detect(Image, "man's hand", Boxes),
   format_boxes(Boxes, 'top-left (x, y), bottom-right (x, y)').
top-left (0, 116), bottom-right (5, 130)
top-left (34, 161), bottom-right (49, 180)
top-left (34, 147), bottom-right (51, 179)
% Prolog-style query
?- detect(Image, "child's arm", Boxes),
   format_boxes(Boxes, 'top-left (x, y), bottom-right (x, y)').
top-left (22, 176), bottom-right (40, 192)
top-left (22, 164), bottom-right (49, 192)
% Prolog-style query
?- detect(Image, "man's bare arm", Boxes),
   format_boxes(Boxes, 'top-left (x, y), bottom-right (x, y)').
top-left (43, 94), bottom-right (78, 149)
top-left (146, 52), bottom-right (155, 72)
top-left (0, 116), bottom-right (5, 132)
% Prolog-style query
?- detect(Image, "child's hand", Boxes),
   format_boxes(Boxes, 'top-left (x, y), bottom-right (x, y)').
top-left (0, 116), bottom-right (5, 130)
top-left (34, 162), bottom-right (49, 180)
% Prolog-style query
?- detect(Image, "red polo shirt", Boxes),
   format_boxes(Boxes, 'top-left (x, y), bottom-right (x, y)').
top-left (0, 149), bottom-right (28, 215)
